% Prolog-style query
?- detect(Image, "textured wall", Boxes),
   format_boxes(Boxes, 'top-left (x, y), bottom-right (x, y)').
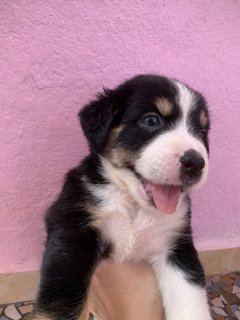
top-left (1, 0), bottom-right (240, 273)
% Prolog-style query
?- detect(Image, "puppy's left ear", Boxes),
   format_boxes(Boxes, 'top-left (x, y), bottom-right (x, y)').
top-left (79, 89), bottom-right (116, 153)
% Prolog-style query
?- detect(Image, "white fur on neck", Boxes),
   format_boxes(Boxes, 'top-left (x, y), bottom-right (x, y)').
top-left (85, 158), bottom-right (188, 263)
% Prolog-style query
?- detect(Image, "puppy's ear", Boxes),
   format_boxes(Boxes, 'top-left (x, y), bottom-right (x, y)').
top-left (79, 89), bottom-right (115, 153)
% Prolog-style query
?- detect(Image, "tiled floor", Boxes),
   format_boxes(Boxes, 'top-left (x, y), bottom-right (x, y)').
top-left (207, 273), bottom-right (240, 319)
top-left (0, 302), bottom-right (34, 320)
top-left (0, 273), bottom-right (240, 320)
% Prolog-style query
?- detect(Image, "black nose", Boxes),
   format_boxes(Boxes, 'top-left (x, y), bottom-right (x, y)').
top-left (180, 150), bottom-right (205, 174)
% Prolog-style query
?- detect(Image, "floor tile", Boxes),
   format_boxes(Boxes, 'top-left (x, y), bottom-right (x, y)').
top-left (235, 310), bottom-right (240, 320)
top-left (5, 304), bottom-right (21, 320)
top-left (212, 306), bottom-right (228, 316)
top-left (212, 297), bottom-right (225, 308)
top-left (18, 304), bottom-right (33, 315)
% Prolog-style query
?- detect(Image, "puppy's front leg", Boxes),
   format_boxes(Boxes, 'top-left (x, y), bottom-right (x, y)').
top-left (152, 241), bottom-right (212, 320)
top-left (33, 228), bottom-right (103, 320)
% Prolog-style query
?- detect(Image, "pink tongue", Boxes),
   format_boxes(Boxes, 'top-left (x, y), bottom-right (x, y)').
top-left (148, 184), bottom-right (181, 214)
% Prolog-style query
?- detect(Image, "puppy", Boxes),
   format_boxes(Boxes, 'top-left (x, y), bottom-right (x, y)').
top-left (34, 74), bottom-right (212, 320)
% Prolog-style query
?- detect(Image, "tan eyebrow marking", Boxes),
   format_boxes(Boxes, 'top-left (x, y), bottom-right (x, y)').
top-left (199, 110), bottom-right (208, 127)
top-left (154, 97), bottom-right (173, 116)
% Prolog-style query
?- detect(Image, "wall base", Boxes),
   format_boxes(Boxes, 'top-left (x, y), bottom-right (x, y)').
top-left (1, 247), bottom-right (239, 305)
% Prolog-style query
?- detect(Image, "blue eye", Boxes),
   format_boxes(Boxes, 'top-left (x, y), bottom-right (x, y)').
top-left (141, 114), bottom-right (161, 127)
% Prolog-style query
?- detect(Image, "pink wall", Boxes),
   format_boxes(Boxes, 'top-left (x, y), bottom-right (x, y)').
top-left (1, 0), bottom-right (240, 273)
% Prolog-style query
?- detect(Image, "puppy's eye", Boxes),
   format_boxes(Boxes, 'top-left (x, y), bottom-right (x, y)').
top-left (141, 114), bottom-right (162, 127)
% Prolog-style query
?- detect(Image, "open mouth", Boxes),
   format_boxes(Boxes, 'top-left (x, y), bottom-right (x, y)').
top-left (140, 177), bottom-right (182, 214)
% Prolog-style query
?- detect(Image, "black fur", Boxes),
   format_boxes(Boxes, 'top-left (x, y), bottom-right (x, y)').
top-left (79, 92), bottom-right (115, 153)
top-left (188, 92), bottom-right (210, 152)
top-left (169, 232), bottom-right (206, 287)
top-left (168, 199), bottom-right (205, 287)
top-left (36, 155), bottom-right (111, 320)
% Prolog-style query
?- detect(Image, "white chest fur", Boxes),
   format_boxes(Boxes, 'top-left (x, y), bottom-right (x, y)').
top-left (87, 181), bottom-right (188, 263)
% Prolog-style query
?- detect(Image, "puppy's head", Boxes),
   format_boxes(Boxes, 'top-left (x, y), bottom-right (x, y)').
top-left (79, 75), bottom-right (210, 214)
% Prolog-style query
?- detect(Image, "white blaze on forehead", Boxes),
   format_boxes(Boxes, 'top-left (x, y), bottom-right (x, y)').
top-left (173, 80), bottom-right (196, 125)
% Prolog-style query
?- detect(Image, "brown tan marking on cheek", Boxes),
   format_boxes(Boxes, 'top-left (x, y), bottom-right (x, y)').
top-left (199, 110), bottom-right (208, 128)
top-left (103, 126), bottom-right (138, 167)
top-left (103, 126), bottom-right (124, 157)
top-left (154, 97), bottom-right (173, 116)
top-left (112, 147), bottom-right (138, 167)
